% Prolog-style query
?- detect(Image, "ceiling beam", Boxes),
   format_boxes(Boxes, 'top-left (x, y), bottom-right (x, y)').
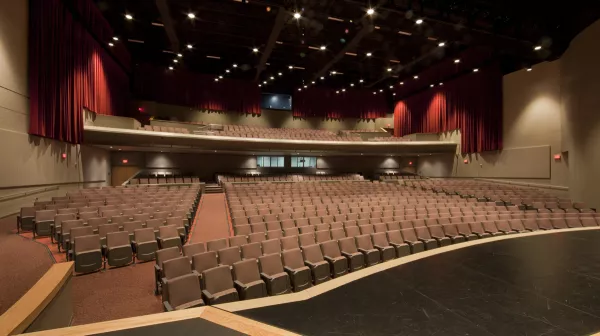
top-left (255, 7), bottom-right (288, 81)
top-left (155, 0), bottom-right (180, 52)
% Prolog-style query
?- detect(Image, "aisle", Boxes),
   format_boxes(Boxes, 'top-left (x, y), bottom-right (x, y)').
top-left (189, 193), bottom-right (232, 244)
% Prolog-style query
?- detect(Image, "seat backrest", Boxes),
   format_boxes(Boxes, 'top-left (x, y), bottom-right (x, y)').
top-left (338, 237), bottom-right (358, 253)
top-left (207, 238), bottom-right (228, 252)
top-left (281, 236), bottom-right (299, 250)
top-left (192, 251), bottom-right (219, 274)
top-left (298, 232), bottom-right (316, 247)
top-left (183, 242), bottom-right (206, 258)
top-left (330, 228), bottom-right (346, 240)
top-left (320, 240), bottom-right (342, 258)
top-left (386, 230), bottom-right (403, 245)
top-left (36, 210), bottom-right (56, 221)
top-left (302, 244), bottom-right (325, 263)
top-left (98, 223), bottom-right (120, 237)
top-left (355, 234), bottom-right (374, 250)
top-left (63, 219), bottom-right (84, 232)
top-left (123, 221), bottom-right (143, 234)
top-left (233, 259), bottom-right (261, 284)
top-left (261, 239), bottom-right (282, 255)
top-left (70, 226), bottom-right (94, 241)
top-left (228, 235), bottom-right (248, 247)
top-left (281, 248), bottom-right (305, 269)
top-left (218, 246), bottom-right (241, 266)
top-left (163, 256), bottom-right (192, 280)
top-left (202, 265), bottom-right (234, 294)
top-left (134, 228), bottom-right (155, 243)
top-left (157, 246), bottom-right (181, 268)
top-left (371, 232), bottom-right (389, 247)
top-left (315, 230), bottom-right (331, 243)
top-left (345, 226), bottom-right (361, 237)
top-left (259, 253), bottom-right (285, 275)
top-left (74, 234), bottom-right (100, 253)
top-left (165, 273), bottom-right (203, 308)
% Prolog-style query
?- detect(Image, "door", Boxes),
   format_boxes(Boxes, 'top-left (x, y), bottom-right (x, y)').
top-left (111, 166), bottom-right (140, 186)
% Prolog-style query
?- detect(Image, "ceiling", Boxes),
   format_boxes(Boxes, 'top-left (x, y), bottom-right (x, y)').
top-left (94, 0), bottom-right (600, 94)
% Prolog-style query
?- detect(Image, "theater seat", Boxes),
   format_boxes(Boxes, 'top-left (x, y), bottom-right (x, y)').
top-left (385, 230), bottom-right (411, 257)
top-left (74, 234), bottom-right (103, 274)
top-left (259, 253), bottom-right (291, 295)
top-left (106, 231), bottom-right (133, 267)
top-left (134, 228), bottom-right (159, 262)
top-left (338, 237), bottom-right (365, 272)
top-left (232, 259), bottom-right (267, 300)
top-left (354, 234), bottom-right (381, 266)
top-left (319, 240), bottom-right (348, 278)
top-left (158, 226), bottom-right (182, 250)
top-left (163, 274), bottom-right (205, 311)
top-left (281, 249), bottom-right (312, 291)
top-left (192, 252), bottom-right (219, 283)
top-left (183, 242), bottom-right (206, 260)
top-left (370, 232), bottom-right (396, 262)
top-left (201, 265), bottom-right (239, 305)
top-left (301, 244), bottom-right (331, 284)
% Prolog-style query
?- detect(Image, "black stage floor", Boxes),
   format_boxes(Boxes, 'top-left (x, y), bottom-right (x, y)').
top-left (238, 230), bottom-right (600, 336)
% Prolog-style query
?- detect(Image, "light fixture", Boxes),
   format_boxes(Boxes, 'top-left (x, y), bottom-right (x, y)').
top-left (373, 92), bottom-right (376, 94)
top-left (289, 65), bottom-right (293, 69)
top-left (298, 88), bottom-right (302, 91)
top-left (400, 82), bottom-right (404, 85)
top-left (367, 8), bottom-right (375, 15)
top-left (125, 14), bottom-right (133, 20)
top-left (177, 53), bottom-right (182, 57)
top-left (415, 19), bottom-right (423, 24)
top-left (219, 75), bottom-right (223, 79)
top-left (366, 52), bottom-right (372, 57)
top-left (359, 79), bottom-right (364, 83)
top-left (534, 45), bottom-right (542, 51)
top-left (350, 83), bottom-right (354, 87)
top-left (187, 13), bottom-right (195, 19)
top-left (258, 84), bottom-right (262, 87)
top-left (379, 89), bottom-right (383, 92)
top-left (304, 85), bottom-right (307, 88)
top-left (270, 76), bottom-right (274, 80)
top-left (527, 67), bottom-right (532, 72)
top-left (214, 78), bottom-right (219, 82)
top-left (331, 71), bottom-right (337, 75)
top-left (113, 37), bottom-right (119, 41)
top-left (454, 59), bottom-right (460, 63)
top-left (438, 42), bottom-right (445, 47)
top-left (108, 42), bottom-right (114, 47)
top-left (439, 82), bottom-right (443, 86)
top-left (173, 59), bottom-right (178, 63)
top-left (342, 88), bottom-right (346, 92)
top-left (413, 75), bottom-right (418, 79)
top-left (168, 66), bottom-right (173, 70)
top-left (320, 45), bottom-right (326, 50)
top-left (263, 81), bottom-right (267, 84)
top-left (430, 84), bottom-right (434, 87)
top-left (336, 91), bottom-right (339, 94)
top-left (320, 76), bottom-right (325, 80)
top-left (393, 93), bottom-right (396, 96)
top-left (278, 72), bottom-right (283, 76)
top-left (252, 48), bottom-right (259, 53)
top-left (293, 12), bottom-right (301, 19)
top-left (187, 44), bottom-right (193, 49)
top-left (226, 69), bottom-right (230, 73)
top-left (387, 68), bottom-right (392, 72)
top-left (311, 81), bottom-right (315, 84)
top-left (473, 68), bottom-right (479, 72)
top-left (389, 86), bottom-right (393, 89)
top-left (233, 64), bottom-right (238, 68)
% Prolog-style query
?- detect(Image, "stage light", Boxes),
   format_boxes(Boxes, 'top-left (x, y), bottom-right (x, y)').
top-left (294, 12), bottom-right (301, 19)
top-left (366, 52), bottom-right (372, 57)
top-left (367, 8), bottom-right (375, 15)
top-left (415, 19), bottom-right (423, 24)
top-left (320, 45), bottom-right (326, 50)
top-left (125, 14), bottom-right (133, 20)
top-left (188, 13), bottom-right (195, 19)
top-left (473, 68), bottom-right (479, 72)
top-left (253, 48), bottom-right (259, 53)
top-left (534, 45), bottom-right (542, 50)
top-left (187, 44), bottom-right (193, 49)
top-left (438, 42), bottom-right (445, 47)
top-left (113, 37), bottom-right (119, 41)
top-left (454, 59), bottom-right (460, 63)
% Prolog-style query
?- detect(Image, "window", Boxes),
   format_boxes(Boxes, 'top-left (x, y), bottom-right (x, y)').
top-left (291, 156), bottom-right (317, 168)
top-left (257, 156), bottom-right (284, 168)
top-left (261, 93), bottom-right (292, 111)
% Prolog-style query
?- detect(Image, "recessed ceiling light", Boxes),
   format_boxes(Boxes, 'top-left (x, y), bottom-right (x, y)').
top-left (258, 84), bottom-right (262, 87)
top-left (219, 75), bottom-right (223, 79)
top-left (350, 83), bottom-right (354, 87)
top-left (366, 52), bottom-right (372, 57)
top-left (413, 75), bottom-right (418, 79)
top-left (304, 85), bottom-right (307, 88)
top-left (438, 42), bottom-right (445, 47)
top-left (177, 53), bottom-right (182, 57)
top-left (320, 76), bottom-right (324, 80)
top-left (278, 72), bottom-right (283, 76)
top-left (253, 48), bottom-right (259, 53)
top-left (336, 91), bottom-right (339, 94)
top-left (527, 68), bottom-right (532, 72)
top-left (400, 82), bottom-right (404, 85)
top-left (226, 69), bottom-right (230, 73)
top-left (294, 12), bottom-right (301, 19)
top-left (454, 59), bottom-right (460, 63)
top-left (367, 8), bottom-right (375, 15)
top-left (342, 88), bottom-right (346, 92)
top-left (125, 14), bottom-right (133, 20)
top-left (187, 44), bottom-right (193, 49)
top-left (373, 92), bottom-right (376, 94)
top-left (215, 78), bottom-right (219, 82)
top-left (415, 19), bottom-right (423, 24)
top-left (387, 68), bottom-right (392, 72)
top-left (534, 45), bottom-right (542, 50)
top-left (270, 76), bottom-right (274, 80)
top-left (379, 89), bottom-right (383, 92)
top-left (359, 79), bottom-right (364, 83)
top-left (331, 71), bottom-right (337, 75)
top-left (298, 88), bottom-right (302, 91)
top-left (113, 37), bottom-right (119, 41)
top-left (289, 65), bottom-right (293, 69)
top-left (320, 45), bottom-right (326, 50)
top-left (389, 86), bottom-right (393, 89)
top-left (108, 42), bottom-right (114, 47)
top-left (473, 68), bottom-right (479, 72)
top-left (439, 82), bottom-right (443, 86)
top-left (430, 84), bottom-right (434, 87)
top-left (311, 81), bottom-right (315, 84)
top-left (263, 81), bottom-right (267, 84)
top-left (393, 93), bottom-right (396, 96)
top-left (233, 64), bottom-right (238, 68)
top-left (173, 59), bottom-right (178, 63)
top-left (168, 66), bottom-right (173, 70)
top-left (187, 13), bottom-right (195, 19)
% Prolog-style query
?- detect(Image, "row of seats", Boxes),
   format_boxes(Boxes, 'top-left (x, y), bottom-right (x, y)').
top-left (368, 137), bottom-right (411, 142)
top-left (141, 125), bottom-right (191, 134)
top-left (217, 174), bottom-right (364, 183)
top-left (156, 213), bottom-right (599, 310)
top-left (380, 175), bottom-right (424, 180)
top-left (129, 177), bottom-right (201, 185)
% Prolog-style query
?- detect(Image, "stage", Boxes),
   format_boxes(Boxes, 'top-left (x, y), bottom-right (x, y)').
top-left (238, 230), bottom-right (600, 335)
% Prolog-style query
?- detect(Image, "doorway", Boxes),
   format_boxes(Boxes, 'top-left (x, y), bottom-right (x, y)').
top-left (111, 166), bottom-right (140, 186)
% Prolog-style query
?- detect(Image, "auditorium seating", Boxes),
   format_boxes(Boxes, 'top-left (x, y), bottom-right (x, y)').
top-left (369, 137), bottom-right (411, 142)
top-left (380, 175), bottom-right (425, 181)
top-left (17, 184), bottom-right (201, 274)
top-left (128, 176), bottom-right (201, 185)
top-left (217, 174), bottom-right (364, 183)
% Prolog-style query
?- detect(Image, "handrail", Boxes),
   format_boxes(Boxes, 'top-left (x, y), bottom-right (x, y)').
top-left (475, 178), bottom-right (569, 191)
top-left (0, 186), bottom-right (59, 203)
top-left (0, 262), bottom-right (74, 336)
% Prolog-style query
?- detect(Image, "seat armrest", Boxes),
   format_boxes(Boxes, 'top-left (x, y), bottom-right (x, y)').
top-left (283, 266), bottom-right (296, 274)
top-left (304, 260), bottom-right (319, 269)
top-left (163, 301), bottom-right (174, 312)
top-left (341, 252), bottom-right (354, 258)
top-left (201, 290), bottom-right (214, 301)
top-left (260, 272), bottom-right (273, 281)
top-left (234, 280), bottom-right (246, 290)
top-left (374, 244), bottom-right (386, 250)
top-left (324, 256), bottom-right (335, 263)
top-left (358, 248), bottom-right (369, 254)
top-left (161, 277), bottom-right (168, 286)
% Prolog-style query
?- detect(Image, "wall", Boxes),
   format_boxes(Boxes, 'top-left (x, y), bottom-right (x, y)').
top-left (110, 151), bottom-right (418, 181)
top-left (417, 60), bottom-right (567, 186)
top-left (560, 20), bottom-right (600, 209)
top-left (137, 100), bottom-right (392, 131)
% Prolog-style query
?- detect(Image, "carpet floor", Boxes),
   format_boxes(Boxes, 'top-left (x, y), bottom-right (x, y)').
top-left (0, 216), bottom-right (54, 315)
top-left (189, 194), bottom-right (232, 243)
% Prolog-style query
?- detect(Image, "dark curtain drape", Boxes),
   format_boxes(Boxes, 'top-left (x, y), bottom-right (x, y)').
top-left (394, 64), bottom-right (503, 154)
top-left (293, 87), bottom-right (388, 119)
top-left (29, 0), bottom-right (130, 144)
top-left (134, 65), bottom-right (262, 115)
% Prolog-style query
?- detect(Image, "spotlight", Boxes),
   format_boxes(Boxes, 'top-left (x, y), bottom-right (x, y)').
top-left (379, 89), bottom-right (383, 92)
top-left (359, 79), bottom-right (364, 83)
top-left (263, 81), bottom-right (267, 84)
top-left (219, 75), bottom-right (223, 79)
top-left (350, 83), bottom-right (354, 87)
top-left (400, 82), bottom-right (404, 85)
top-left (233, 64), bottom-right (238, 68)
top-left (258, 84), bottom-right (262, 87)
top-left (187, 44), bottom-right (193, 49)
top-left (387, 68), bottom-right (392, 72)
top-left (320, 76), bottom-right (325, 80)
top-left (311, 81), bottom-right (315, 84)
top-left (214, 78), bottom-right (219, 82)
top-left (293, 12), bottom-right (301, 19)
top-left (113, 37), bottom-right (119, 41)
top-left (373, 92), bottom-right (376, 94)
top-left (430, 84), bottom-right (434, 87)
top-left (367, 8), bottom-right (375, 15)
top-left (108, 42), bottom-right (114, 47)
top-left (413, 75), bottom-right (418, 79)
top-left (393, 93), bottom-right (396, 96)
top-left (389, 86), bottom-right (393, 89)
top-left (187, 13), bottom-right (195, 19)
top-left (298, 88), bottom-right (302, 91)
top-left (168, 66), bottom-right (173, 70)
top-left (439, 82), bottom-right (443, 86)
top-left (177, 53), bottom-right (182, 57)
top-left (331, 71), bottom-right (337, 75)
top-left (226, 69), bottom-right (230, 73)
top-left (289, 65), bottom-right (293, 69)
top-left (304, 85), bottom-right (307, 88)
top-left (278, 72), bottom-right (283, 76)
top-left (270, 76), bottom-right (274, 80)
top-left (320, 45), bottom-right (326, 50)
top-left (342, 88), bottom-right (346, 92)
top-left (454, 59), bottom-right (460, 63)
top-left (173, 59), bottom-right (178, 63)
top-left (473, 68), bottom-right (479, 72)
top-left (415, 19), bottom-right (423, 24)
top-left (438, 42), bottom-right (445, 47)
top-left (125, 14), bottom-right (133, 20)
top-left (527, 68), bottom-right (532, 72)
top-left (252, 48), bottom-right (259, 53)
top-left (534, 45), bottom-right (542, 51)
top-left (366, 52), bottom-right (372, 57)
top-left (336, 91), bottom-right (339, 94)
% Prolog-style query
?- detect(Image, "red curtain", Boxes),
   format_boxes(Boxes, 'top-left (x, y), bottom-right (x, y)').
top-left (293, 87), bottom-right (388, 119)
top-left (29, 0), bottom-right (130, 144)
top-left (134, 65), bottom-right (262, 115)
top-left (394, 64), bottom-right (503, 154)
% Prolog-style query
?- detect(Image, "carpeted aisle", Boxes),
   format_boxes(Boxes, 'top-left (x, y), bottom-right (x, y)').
top-left (0, 216), bottom-right (54, 315)
top-left (189, 193), bottom-right (232, 244)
